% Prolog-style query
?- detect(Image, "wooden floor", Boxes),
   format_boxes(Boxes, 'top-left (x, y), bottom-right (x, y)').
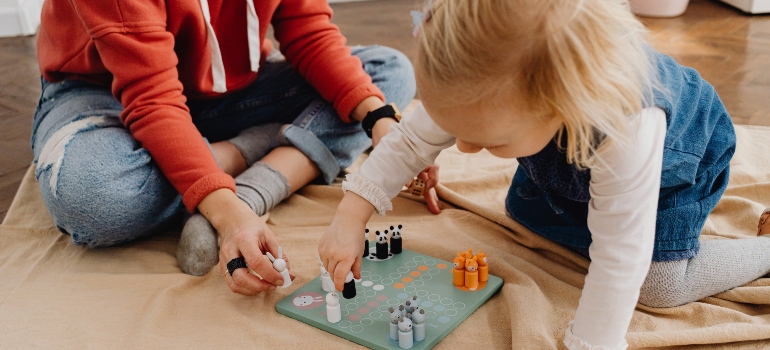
top-left (0, 0), bottom-right (768, 221)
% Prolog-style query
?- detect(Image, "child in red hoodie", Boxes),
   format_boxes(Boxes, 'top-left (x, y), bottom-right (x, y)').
top-left (33, 0), bottom-right (416, 295)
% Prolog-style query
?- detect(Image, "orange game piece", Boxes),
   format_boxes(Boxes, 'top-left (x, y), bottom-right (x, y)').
top-left (458, 248), bottom-right (473, 260)
top-left (452, 256), bottom-right (466, 286)
top-left (476, 250), bottom-right (489, 282)
top-left (465, 258), bottom-right (479, 290)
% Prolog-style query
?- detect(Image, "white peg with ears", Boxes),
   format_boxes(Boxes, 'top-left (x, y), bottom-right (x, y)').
top-left (266, 246), bottom-right (292, 288)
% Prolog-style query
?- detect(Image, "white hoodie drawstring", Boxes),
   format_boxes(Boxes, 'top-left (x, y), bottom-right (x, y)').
top-left (199, 0), bottom-right (261, 93)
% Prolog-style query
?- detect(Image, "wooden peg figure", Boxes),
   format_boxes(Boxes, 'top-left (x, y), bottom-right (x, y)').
top-left (390, 225), bottom-right (403, 254)
top-left (411, 309), bottom-right (426, 342)
top-left (266, 246), bottom-right (291, 288)
top-left (465, 257), bottom-right (479, 290)
top-left (363, 229), bottom-right (370, 258)
top-left (452, 256), bottom-right (466, 286)
top-left (325, 280), bottom-right (341, 324)
top-left (375, 230), bottom-right (389, 260)
top-left (476, 249), bottom-right (489, 282)
top-left (398, 315), bottom-right (414, 349)
top-left (388, 307), bottom-right (401, 340)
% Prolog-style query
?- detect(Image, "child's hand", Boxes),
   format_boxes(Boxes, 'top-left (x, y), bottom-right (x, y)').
top-left (319, 192), bottom-right (376, 291)
top-left (407, 165), bottom-right (443, 214)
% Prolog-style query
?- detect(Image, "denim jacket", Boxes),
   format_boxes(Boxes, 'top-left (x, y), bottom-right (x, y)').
top-left (506, 51), bottom-right (736, 261)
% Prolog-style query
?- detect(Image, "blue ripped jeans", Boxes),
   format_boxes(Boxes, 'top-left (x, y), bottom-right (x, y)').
top-left (31, 45), bottom-right (416, 247)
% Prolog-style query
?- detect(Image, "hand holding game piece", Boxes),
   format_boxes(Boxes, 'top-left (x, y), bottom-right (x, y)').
top-left (405, 165), bottom-right (442, 215)
top-left (217, 212), bottom-right (289, 295)
top-left (318, 194), bottom-right (372, 292)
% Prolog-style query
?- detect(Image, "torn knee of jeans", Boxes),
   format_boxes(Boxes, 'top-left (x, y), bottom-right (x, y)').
top-left (35, 115), bottom-right (118, 196)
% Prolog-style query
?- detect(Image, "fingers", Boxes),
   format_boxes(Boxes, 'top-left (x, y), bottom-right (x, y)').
top-left (332, 258), bottom-right (354, 292)
top-left (219, 255), bottom-right (274, 296)
top-left (424, 164), bottom-right (440, 190)
top-left (230, 269), bottom-right (277, 295)
top-left (425, 187), bottom-right (442, 215)
top-left (241, 237), bottom-right (284, 286)
top-left (352, 256), bottom-right (362, 280)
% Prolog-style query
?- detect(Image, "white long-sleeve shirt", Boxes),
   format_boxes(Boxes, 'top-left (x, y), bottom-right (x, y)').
top-left (343, 103), bottom-right (667, 349)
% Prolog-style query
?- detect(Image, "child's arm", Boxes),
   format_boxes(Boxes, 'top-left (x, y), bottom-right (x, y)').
top-left (319, 103), bottom-right (455, 291)
top-left (565, 108), bottom-right (667, 349)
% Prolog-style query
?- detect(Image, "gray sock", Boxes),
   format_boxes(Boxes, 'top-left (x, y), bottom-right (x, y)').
top-left (177, 214), bottom-right (219, 276)
top-left (639, 236), bottom-right (770, 308)
top-left (176, 162), bottom-right (291, 276)
top-left (228, 123), bottom-right (284, 167)
top-left (235, 161), bottom-right (291, 215)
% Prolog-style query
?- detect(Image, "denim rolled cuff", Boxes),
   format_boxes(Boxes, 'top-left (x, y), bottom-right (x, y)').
top-left (342, 174), bottom-right (392, 216)
top-left (335, 84), bottom-right (385, 123)
top-left (181, 172), bottom-right (237, 212)
top-left (281, 125), bottom-right (340, 185)
top-left (563, 322), bottom-right (628, 350)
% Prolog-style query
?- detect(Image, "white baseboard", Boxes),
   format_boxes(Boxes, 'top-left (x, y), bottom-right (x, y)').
top-left (0, 0), bottom-right (45, 37)
top-left (720, 0), bottom-right (770, 13)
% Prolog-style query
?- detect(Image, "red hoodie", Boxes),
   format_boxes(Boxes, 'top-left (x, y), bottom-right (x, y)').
top-left (37, 0), bottom-right (384, 211)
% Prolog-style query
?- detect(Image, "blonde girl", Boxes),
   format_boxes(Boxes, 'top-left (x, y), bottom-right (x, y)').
top-left (319, 0), bottom-right (770, 348)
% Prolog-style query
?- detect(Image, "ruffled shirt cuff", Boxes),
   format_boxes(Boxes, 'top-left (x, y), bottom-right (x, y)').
top-left (563, 322), bottom-right (628, 350)
top-left (341, 174), bottom-right (392, 215)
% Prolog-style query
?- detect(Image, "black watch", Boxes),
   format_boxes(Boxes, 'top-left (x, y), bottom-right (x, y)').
top-left (361, 103), bottom-right (402, 139)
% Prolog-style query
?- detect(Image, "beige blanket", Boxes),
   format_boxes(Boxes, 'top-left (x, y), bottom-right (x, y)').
top-left (2, 124), bottom-right (770, 349)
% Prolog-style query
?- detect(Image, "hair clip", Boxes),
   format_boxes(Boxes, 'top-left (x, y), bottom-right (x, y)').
top-left (410, 0), bottom-right (434, 37)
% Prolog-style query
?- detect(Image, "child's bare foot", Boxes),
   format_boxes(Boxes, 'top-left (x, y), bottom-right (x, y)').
top-left (758, 208), bottom-right (770, 236)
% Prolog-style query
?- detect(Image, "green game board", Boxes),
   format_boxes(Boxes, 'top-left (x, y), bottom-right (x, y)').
top-left (276, 246), bottom-right (503, 349)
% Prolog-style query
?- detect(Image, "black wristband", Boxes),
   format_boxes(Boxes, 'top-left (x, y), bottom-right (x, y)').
top-left (361, 103), bottom-right (402, 138)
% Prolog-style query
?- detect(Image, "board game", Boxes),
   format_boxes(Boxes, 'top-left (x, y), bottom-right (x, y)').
top-left (276, 243), bottom-right (503, 349)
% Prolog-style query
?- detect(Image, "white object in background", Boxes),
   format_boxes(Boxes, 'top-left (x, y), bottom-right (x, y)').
top-left (720, 0), bottom-right (770, 13)
top-left (266, 247), bottom-right (291, 288)
top-left (629, 0), bottom-right (690, 17)
top-left (0, 0), bottom-right (45, 37)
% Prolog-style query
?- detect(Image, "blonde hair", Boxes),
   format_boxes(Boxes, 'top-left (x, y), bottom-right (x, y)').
top-left (416, 0), bottom-right (656, 168)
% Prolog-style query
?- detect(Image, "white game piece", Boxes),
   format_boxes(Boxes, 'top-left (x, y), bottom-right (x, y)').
top-left (398, 315), bottom-right (413, 349)
top-left (319, 265), bottom-right (333, 293)
top-left (325, 289), bottom-right (341, 324)
top-left (388, 307), bottom-right (401, 340)
top-left (410, 295), bottom-right (421, 307)
top-left (266, 247), bottom-right (291, 288)
top-left (411, 309), bottom-right (426, 342)
top-left (398, 304), bottom-right (407, 317)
